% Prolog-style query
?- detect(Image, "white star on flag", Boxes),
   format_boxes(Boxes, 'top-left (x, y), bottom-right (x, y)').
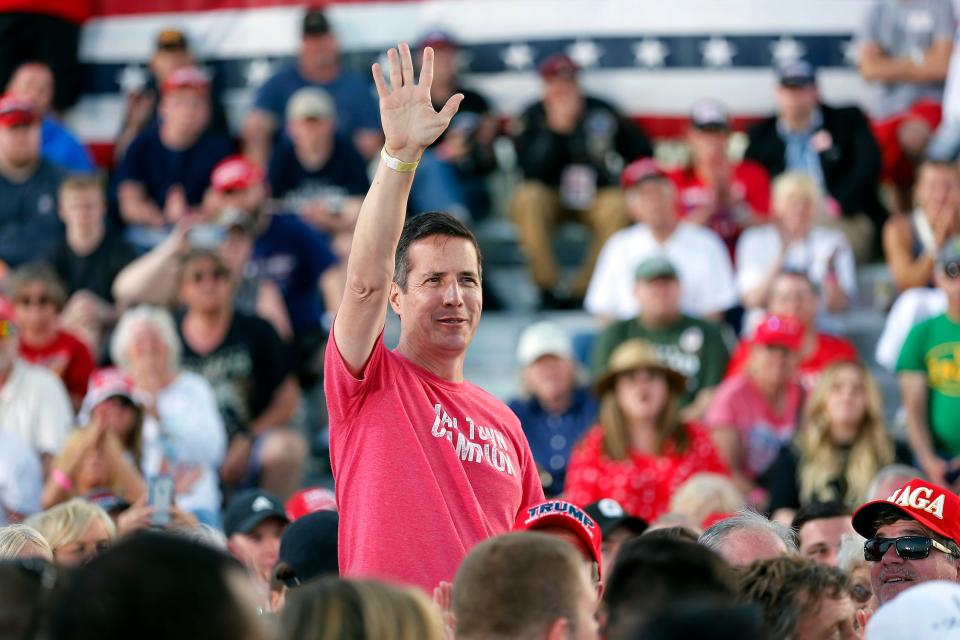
top-left (502, 43), bottom-right (535, 70)
top-left (567, 39), bottom-right (602, 68)
top-left (701, 36), bottom-right (736, 68)
top-left (245, 59), bottom-right (274, 88)
top-left (770, 36), bottom-right (806, 66)
top-left (633, 38), bottom-right (668, 68)
top-left (116, 65), bottom-right (147, 94)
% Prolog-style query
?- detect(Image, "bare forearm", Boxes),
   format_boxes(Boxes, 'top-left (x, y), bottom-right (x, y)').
top-left (118, 185), bottom-right (164, 226)
top-left (112, 241), bottom-right (179, 305)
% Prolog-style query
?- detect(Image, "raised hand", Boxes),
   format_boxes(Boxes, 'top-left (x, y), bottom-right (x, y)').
top-left (372, 43), bottom-right (463, 162)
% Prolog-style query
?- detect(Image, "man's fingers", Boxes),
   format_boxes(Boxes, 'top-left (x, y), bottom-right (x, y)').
top-left (371, 62), bottom-right (389, 99)
top-left (387, 47), bottom-right (402, 92)
top-left (399, 42), bottom-right (414, 86)
top-left (439, 93), bottom-right (465, 124)
top-left (419, 46), bottom-right (435, 90)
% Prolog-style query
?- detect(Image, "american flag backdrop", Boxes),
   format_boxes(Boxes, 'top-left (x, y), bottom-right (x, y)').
top-left (71, 0), bottom-right (880, 145)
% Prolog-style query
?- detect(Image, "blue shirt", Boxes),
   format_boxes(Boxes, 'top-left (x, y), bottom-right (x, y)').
top-left (114, 125), bottom-right (233, 208)
top-left (0, 159), bottom-right (65, 267)
top-left (248, 212), bottom-right (338, 336)
top-left (253, 64), bottom-right (380, 143)
top-left (507, 387), bottom-right (597, 496)
top-left (41, 117), bottom-right (94, 174)
top-left (269, 134), bottom-right (370, 214)
top-left (778, 109), bottom-right (826, 189)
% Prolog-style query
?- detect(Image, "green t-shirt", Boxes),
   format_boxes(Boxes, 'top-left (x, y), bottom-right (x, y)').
top-left (590, 315), bottom-right (731, 407)
top-left (896, 313), bottom-right (960, 456)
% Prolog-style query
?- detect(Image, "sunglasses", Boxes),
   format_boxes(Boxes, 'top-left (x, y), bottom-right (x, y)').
top-left (946, 262), bottom-right (960, 279)
top-left (188, 268), bottom-right (229, 283)
top-left (863, 536), bottom-right (954, 562)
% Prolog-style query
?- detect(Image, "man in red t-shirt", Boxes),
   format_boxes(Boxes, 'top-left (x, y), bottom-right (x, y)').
top-left (725, 270), bottom-right (858, 390)
top-left (666, 99), bottom-right (771, 253)
top-left (324, 43), bottom-right (544, 593)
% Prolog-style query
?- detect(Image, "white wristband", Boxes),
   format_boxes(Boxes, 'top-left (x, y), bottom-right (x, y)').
top-left (380, 147), bottom-right (419, 173)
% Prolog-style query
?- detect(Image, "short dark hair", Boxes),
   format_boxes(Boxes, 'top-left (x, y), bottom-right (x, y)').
top-left (453, 532), bottom-right (587, 640)
top-left (872, 508), bottom-right (960, 559)
top-left (630, 604), bottom-right (765, 640)
top-left (792, 500), bottom-right (852, 532)
top-left (0, 558), bottom-right (58, 640)
top-left (641, 526), bottom-right (700, 544)
top-left (393, 211), bottom-right (482, 291)
top-left (604, 537), bottom-right (739, 640)
top-left (49, 532), bottom-right (254, 640)
top-left (739, 555), bottom-right (851, 639)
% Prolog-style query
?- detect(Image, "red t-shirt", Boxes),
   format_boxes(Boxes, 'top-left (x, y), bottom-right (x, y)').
top-left (666, 161), bottom-right (771, 247)
top-left (325, 332), bottom-right (544, 593)
top-left (19, 329), bottom-right (94, 401)
top-left (563, 423), bottom-right (728, 523)
top-left (724, 333), bottom-right (859, 391)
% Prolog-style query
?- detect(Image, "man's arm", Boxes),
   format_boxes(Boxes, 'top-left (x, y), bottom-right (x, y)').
top-left (859, 40), bottom-right (953, 84)
top-left (112, 224), bottom-right (186, 306)
top-left (117, 182), bottom-right (166, 227)
top-left (333, 44), bottom-right (462, 376)
top-left (900, 371), bottom-right (947, 485)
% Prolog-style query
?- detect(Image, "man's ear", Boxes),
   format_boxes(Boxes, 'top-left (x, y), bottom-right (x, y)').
top-left (389, 281), bottom-right (402, 316)
top-left (545, 617), bottom-right (569, 640)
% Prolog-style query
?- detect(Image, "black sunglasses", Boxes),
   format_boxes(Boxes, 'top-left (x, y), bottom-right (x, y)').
top-left (864, 536), bottom-right (954, 562)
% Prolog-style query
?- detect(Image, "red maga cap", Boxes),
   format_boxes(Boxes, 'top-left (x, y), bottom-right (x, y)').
top-left (285, 486), bottom-right (337, 521)
top-left (538, 53), bottom-right (578, 78)
top-left (514, 499), bottom-right (602, 578)
top-left (620, 158), bottom-right (666, 190)
top-left (161, 66), bottom-right (210, 95)
top-left (211, 155), bottom-right (265, 192)
top-left (752, 314), bottom-right (804, 351)
top-left (0, 95), bottom-right (37, 128)
top-left (853, 478), bottom-right (960, 544)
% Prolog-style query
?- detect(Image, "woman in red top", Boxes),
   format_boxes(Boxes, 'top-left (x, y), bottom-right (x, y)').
top-left (564, 339), bottom-right (728, 522)
top-left (10, 262), bottom-right (95, 410)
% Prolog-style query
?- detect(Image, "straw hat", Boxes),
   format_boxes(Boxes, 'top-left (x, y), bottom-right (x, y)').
top-left (594, 339), bottom-right (686, 396)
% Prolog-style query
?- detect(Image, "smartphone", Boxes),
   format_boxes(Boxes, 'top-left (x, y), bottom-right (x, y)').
top-left (187, 224), bottom-right (227, 249)
top-left (149, 475), bottom-right (174, 527)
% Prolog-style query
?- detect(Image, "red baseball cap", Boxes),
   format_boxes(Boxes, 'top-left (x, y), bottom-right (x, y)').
top-left (620, 158), bottom-right (667, 190)
top-left (538, 53), bottom-right (578, 79)
top-left (752, 314), bottom-right (804, 351)
top-left (78, 367), bottom-right (139, 424)
top-left (417, 30), bottom-right (458, 51)
top-left (285, 486), bottom-right (337, 521)
top-left (0, 95), bottom-right (37, 128)
top-left (161, 66), bottom-right (210, 95)
top-left (853, 478), bottom-right (960, 544)
top-left (211, 155), bottom-right (265, 192)
top-left (514, 499), bottom-right (602, 578)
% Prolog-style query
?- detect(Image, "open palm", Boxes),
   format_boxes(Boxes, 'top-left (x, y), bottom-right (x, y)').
top-left (373, 43), bottom-right (463, 159)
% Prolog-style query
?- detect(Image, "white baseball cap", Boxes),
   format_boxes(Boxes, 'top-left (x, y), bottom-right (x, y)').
top-left (866, 581), bottom-right (960, 640)
top-left (516, 322), bottom-right (573, 367)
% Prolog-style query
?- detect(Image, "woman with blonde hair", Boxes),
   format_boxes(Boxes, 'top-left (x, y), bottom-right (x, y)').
top-left (761, 360), bottom-right (911, 520)
top-left (0, 524), bottom-right (53, 560)
top-left (565, 339), bottom-right (728, 522)
top-left (278, 576), bottom-right (444, 640)
top-left (24, 498), bottom-right (115, 567)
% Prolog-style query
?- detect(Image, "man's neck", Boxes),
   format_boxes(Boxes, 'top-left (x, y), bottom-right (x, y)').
top-left (67, 226), bottom-right (105, 256)
top-left (299, 59), bottom-right (338, 84)
top-left (650, 220), bottom-right (678, 244)
top-left (295, 141), bottom-right (333, 171)
top-left (159, 126), bottom-right (196, 151)
top-left (638, 311), bottom-right (679, 331)
top-left (395, 338), bottom-right (465, 383)
top-left (0, 155), bottom-right (39, 183)
top-left (780, 112), bottom-right (814, 134)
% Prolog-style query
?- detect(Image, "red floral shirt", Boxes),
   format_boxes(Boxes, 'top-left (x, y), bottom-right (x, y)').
top-left (564, 423), bottom-right (728, 522)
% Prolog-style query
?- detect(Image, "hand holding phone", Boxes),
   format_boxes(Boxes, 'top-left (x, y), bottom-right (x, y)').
top-left (148, 475), bottom-right (175, 527)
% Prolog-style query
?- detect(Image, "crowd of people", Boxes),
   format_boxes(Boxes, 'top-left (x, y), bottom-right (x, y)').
top-left (3, 0), bottom-right (960, 637)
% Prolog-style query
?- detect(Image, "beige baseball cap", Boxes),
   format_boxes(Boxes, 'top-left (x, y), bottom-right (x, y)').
top-left (286, 87), bottom-right (334, 121)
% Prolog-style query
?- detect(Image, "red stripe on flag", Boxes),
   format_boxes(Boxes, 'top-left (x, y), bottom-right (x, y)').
top-left (91, 0), bottom-right (411, 18)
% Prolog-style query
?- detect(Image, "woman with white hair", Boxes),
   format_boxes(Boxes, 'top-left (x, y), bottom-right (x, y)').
top-left (735, 171), bottom-right (856, 328)
top-left (0, 524), bottom-right (53, 560)
top-left (111, 306), bottom-right (226, 524)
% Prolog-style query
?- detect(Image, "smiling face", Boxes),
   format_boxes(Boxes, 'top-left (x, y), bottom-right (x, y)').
top-left (870, 518), bottom-right (960, 604)
top-left (390, 235), bottom-right (482, 361)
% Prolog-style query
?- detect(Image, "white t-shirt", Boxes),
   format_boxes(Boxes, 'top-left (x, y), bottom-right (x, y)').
top-left (876, 286), bottom-right (947, 371)
top-left (140, 371), bottom-right (227, 516)
top-left (0, 429), bottom-right (42, 525)
top-left (584, 222), bottom-right (738, 320)
top-left (0, 359), bottom-right (73, 457)
top-left (735, 224), bottom-right (858, 299)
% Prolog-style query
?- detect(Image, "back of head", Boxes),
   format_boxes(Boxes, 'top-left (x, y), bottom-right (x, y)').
top-left (48, 531), bottom-right (261, 640)
top-left (791, 500), bottom-right (852, 532)
top-left (279, 576), bottom-right (442, 640)
top-left (603, 536), bottom-right (739, 640)
top-left (739, 555), bottom-right (850, 639)
top-left (0, 558), bottom-right (58, 639)
top-left (454, 531), bottom-right (589, 640)
top-left (0, 523), bottom-right (53, 560)
top-left (698, 509), bottom-right (796, 566)
top-left (631, 604), bottom-right (766, 640)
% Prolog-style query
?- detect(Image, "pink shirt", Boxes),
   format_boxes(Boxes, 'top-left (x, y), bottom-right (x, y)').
top-left (703, 373), bottom-right (804, 479)
top-left (325, 332), bottom-right (544, 592)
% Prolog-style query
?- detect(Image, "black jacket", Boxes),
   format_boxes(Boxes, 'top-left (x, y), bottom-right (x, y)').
top-left (744, 103), bottom-right (886, 224)
top-left (514, 95), bottom-right (652, 188)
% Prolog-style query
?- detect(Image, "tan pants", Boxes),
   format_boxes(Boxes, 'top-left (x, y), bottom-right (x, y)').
top-left (509, 181), bottom-right (628, 296)
top-left (818, 211), bottom-right (875, 263)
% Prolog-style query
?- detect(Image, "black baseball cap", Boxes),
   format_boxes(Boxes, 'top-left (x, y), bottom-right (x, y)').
top-left (690, 98), bottom-right (730, 131)
top-left (777, 60), bottom-right (816, 87)
top-left (584, 499), bottom-right (648, 539)
top-left (302, 8), bottom-right (331, 36)
top-left (275, 510), bottom-right (339, 587)
top-left (223, 490), bottom-right (289, 538)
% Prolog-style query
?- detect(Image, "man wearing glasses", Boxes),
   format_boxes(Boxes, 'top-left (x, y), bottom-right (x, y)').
top-left (852, 477), bottom-right (960, 605)
top-left (897, 235), bottom-right (960, 488)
